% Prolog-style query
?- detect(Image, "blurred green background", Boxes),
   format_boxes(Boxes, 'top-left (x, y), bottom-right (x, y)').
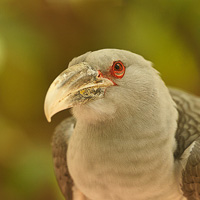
top-left (0, 0), bottom-right (200, 199)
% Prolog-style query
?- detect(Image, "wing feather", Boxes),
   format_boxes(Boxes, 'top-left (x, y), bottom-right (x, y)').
top-left (182, 139), bottom-right (200, 199)
top-left (52, 117), bottom-right (76, 200)
top-left (169, 88), bottom-right (200, 159)
top-left (169, 88), bottom-right (200, 199)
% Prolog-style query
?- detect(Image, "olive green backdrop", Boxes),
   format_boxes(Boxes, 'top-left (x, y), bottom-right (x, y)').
top-left (0, 0), bottom-right (200, 199)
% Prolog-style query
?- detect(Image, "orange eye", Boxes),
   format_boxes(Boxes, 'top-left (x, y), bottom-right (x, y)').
top-left (111, 61), bottom-right (125, 78)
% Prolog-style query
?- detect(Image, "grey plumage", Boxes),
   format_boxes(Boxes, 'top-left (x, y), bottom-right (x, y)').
top-left (52, 117), bottom-right (75, 199)
top-left (45, 49), bottom-right (200, 200)
top-left (182, 138), bottom-right (200, 200)
top-left (170, 88), bottom-right (200, 200)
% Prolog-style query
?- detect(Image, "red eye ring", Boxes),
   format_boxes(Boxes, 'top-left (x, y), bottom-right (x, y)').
top-left (111, 60), bottom-right (125, 79)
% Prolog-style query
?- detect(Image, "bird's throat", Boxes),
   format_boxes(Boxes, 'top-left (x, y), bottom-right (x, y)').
top-left (67, 114), bottom-right (179, 200)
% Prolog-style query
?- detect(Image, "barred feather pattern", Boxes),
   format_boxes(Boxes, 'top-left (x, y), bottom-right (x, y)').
top-left (52, 117), bottom-right (76, 200)
top-left (170, 88), bottom-right (200, 200)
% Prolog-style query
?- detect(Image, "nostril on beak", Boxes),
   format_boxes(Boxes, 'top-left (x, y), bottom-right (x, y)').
top-left (97, 70), bottom-right (103, 78)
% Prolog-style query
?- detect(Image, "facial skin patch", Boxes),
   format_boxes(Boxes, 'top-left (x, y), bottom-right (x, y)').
top-left (79, 87), bottom-right (104, 99)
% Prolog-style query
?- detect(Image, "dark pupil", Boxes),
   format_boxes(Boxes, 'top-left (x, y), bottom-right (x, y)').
top-left (115, 63), bottom-right (121, 70)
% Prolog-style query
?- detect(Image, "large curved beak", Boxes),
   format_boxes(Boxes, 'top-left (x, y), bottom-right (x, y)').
top-left (44, 62), bottom-right (114, 122)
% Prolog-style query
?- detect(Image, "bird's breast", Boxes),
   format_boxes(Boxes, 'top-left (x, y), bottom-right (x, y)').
top-left (67, 125), bottom-right (183, 200)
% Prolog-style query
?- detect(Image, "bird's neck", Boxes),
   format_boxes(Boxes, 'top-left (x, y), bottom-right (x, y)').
top-left (75, 98), bottom-right (178, 153)
top-left (76, 93), bottom-right (177, 142)
top-left (69, 101), bottom-right (180, 200)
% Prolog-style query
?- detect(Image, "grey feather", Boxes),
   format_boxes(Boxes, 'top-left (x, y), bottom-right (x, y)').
top-left (182, 138), bottom-right (200, 200)
top-left (68, 51), bottom-right (91, 68)
top-left (46, 49), bottom-right (200, 200)
top-left (169, 88), bottom-right (200, 199)
top-left (169, 88), bottom-right (200, 159)
top-left (52, 117), bottom-right (76, 200)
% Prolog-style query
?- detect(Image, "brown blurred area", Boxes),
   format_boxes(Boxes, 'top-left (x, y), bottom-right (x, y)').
top-left (0, 0), bottom-right (199, 200)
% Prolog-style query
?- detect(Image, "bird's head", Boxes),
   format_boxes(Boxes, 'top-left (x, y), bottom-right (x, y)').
top-left (45, 49), bottom-right (175, 123)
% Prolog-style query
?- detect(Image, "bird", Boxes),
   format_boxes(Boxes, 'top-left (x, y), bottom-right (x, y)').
top-left (44, 49), bottom-right (200, 200)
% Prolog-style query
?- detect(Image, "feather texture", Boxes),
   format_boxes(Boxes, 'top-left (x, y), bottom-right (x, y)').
top-left (170, 88), bottom-right (200, 199)
top-left (47, 49), bottom-right (200, 200)
top-left (52, 117), bottom-right (77, 199)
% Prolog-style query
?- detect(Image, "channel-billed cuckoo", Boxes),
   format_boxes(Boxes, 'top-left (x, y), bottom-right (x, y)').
top-left (44, 49), bottom-right (200, 200)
